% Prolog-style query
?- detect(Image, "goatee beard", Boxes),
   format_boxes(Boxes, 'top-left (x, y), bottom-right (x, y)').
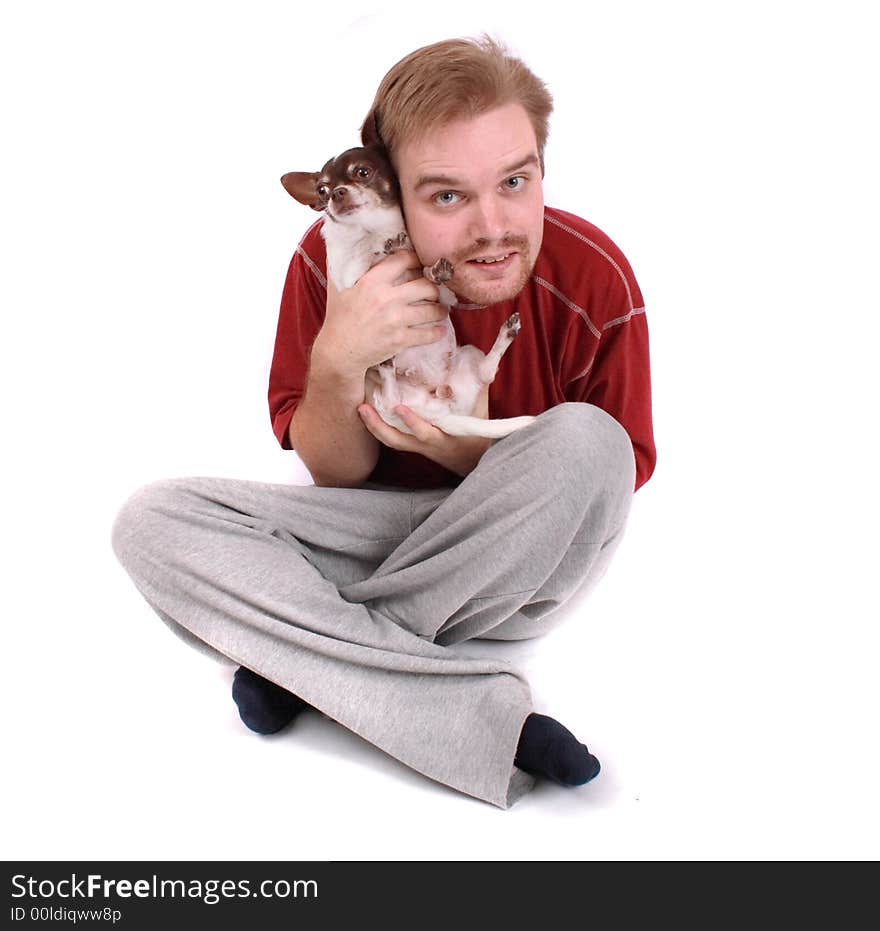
top-left (449, 236), bottom-right (533, 305)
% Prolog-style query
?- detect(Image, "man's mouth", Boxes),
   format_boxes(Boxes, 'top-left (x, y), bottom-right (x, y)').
top-left (468, 252), bottom-right (514, 263)
top-left (465, 252), bottom-right (517, 272)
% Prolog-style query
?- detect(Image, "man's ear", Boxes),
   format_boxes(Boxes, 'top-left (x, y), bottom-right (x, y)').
top-left (280, 172), bottom-right (325, 210)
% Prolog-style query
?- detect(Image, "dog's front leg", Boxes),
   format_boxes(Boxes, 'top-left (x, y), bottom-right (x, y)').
top-left (424, 257), bottom-right (456, 308)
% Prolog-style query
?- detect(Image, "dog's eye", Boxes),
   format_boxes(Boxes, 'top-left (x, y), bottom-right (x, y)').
top-left (317, 184), bottom-right (330, 198)
top-left (356, 166), bottom-right (372, 180)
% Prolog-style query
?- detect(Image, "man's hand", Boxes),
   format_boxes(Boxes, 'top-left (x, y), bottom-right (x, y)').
top-left (313, 251), bottom-right (450, 381)
top-left (357, 386), bottom-right (493, 478)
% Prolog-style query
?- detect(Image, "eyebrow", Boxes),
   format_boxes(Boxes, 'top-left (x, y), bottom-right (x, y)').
top-left (414, 154), bottom-right (541, 192)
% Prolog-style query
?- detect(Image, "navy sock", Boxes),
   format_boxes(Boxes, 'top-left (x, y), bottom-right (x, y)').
top-left (231, 666), bottom-right (310, 735)
top-left (514, 713), bottom-right (601, 785)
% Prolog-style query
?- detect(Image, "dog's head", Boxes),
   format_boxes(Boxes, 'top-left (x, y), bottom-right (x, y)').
top-left (281, 146), bottom-right (401, 223)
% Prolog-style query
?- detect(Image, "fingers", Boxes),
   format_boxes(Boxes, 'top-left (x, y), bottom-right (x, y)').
top-left (393, 405), bottom-right (439, 444)
top-left (358, 403), bottom-right (440, 449)
top-left (365, 249), bottom-right (422, 282)
top-left (357, 404), bottom-right (416, 451)
top-left (395, 276), bottom-right (445, 306)
top-left (325, 248), bottom-right (451, 363)
top-left (401, 323), bottom-right (450, 351)
top-left (398, 297), bottom-right (451, 349)
top-left (364, 251), bottom-right (449, 305)
top-left (408, 302), bottom-right (450, 327)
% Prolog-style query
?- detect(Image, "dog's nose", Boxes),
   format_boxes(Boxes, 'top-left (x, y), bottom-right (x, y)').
top-left (331, 186), bottom-right (349, 203)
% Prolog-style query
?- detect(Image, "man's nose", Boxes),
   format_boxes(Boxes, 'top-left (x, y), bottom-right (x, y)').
top-left (468, 196), bottom-right (508, 240)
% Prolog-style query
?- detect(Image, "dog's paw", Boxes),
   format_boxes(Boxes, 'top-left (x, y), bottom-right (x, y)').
top-left (427, 257), bottom-right (454, 284)
top-left (505, 312), bottom-right (522, 336)
top-left (383, 232), bottom-right (410, 255)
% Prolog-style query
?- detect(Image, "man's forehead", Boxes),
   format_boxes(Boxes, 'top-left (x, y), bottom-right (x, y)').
top-left (409, 153), bottom-right (541, 192)
top-left (397, 103), bottom-right (539, 185)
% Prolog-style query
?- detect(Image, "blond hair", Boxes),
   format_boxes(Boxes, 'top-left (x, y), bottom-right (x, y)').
top-left (361, 35), bottom-right (553, 171)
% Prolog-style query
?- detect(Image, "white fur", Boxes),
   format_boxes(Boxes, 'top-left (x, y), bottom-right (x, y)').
top-left (321, 202), bottom-right (406, 290)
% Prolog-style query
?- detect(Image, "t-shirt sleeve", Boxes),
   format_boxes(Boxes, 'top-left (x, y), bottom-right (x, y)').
top-left (561, 246), bottom-right (657, 492)
top-left (568, 311), bottom-right (657, 491)
top-left (267, 234), bottom-right (327, 449)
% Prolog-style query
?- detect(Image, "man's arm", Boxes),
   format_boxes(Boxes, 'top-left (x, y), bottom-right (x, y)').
top-left (288, 338), bottom-right (378, 488)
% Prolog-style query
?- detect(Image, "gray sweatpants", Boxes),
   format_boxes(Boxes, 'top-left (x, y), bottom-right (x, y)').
top-left (111, 402), bottom-right (636, 808)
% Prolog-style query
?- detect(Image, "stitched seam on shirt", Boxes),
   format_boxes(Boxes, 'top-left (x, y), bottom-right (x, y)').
top-left (296, 217), bottom-right (324, 244)
top-left (569, 360), bottom-right (594, 383)
top-left (604, 305), bottom-right (646, 329)
top-left (546, 212), bottom-right (636, 314)
top-left (533, 276), bottom-right (601, 338)
top-left (297, 245), bottom-right (327, 290)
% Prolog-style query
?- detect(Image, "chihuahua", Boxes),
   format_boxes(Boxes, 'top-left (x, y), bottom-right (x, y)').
top-left (281, 145), bottom-right (535, 439)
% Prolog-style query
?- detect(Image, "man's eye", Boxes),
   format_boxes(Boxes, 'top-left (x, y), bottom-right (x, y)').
top-left (505, 176), bottom-right (527, 191)
top-left (434, 191), bottom-right (462, 207)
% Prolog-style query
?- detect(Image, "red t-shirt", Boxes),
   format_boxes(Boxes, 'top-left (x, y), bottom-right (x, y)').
top-left (268, 206), bottom-right (656, 491)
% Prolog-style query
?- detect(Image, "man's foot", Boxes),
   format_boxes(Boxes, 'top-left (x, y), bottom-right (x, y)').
top-left (514, 713), bottom-right (601, 785)
top-left (231, 666), bottom-right (310, 735)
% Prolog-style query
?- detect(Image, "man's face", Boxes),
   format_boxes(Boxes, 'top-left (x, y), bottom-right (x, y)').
top-left (396, 103), bottom-right (545, 306)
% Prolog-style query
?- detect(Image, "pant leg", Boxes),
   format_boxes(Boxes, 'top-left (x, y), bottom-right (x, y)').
top-left (111, 477), bottom-right (535, 809)
top-left (111, 401), bottom-right (634, 809)
top-left (340, 402), bottom-right (636, 645)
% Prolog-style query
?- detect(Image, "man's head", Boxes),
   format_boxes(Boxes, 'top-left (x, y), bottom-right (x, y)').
top-left (360, 36), bottom-right (553, 305)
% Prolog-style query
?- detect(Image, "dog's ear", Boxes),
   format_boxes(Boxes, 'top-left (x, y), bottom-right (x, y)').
top-left (360, 108), bottom-right (382, 149)
top-left (280, 172), bottom-right (326, 211)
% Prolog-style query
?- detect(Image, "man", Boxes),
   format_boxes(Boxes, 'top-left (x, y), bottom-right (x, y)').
top-left (112, 36), bottom-right (655, 809)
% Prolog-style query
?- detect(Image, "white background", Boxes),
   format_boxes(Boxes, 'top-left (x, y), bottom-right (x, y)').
top-left (2, 0), bottom-right (877, 860)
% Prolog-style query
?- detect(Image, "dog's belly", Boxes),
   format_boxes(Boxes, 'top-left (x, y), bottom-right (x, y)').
top-left (365, 328), bottom-right (496, 436)
top-left (396, 382), bottom-right (457, 417)
top-left (369, 375), bottom-right (456, 431)
top-left (368, 363), bottom-right (487, 434)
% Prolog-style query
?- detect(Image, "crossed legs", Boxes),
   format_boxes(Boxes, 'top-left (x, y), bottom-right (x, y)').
top-left (111, 403), bottom-right (635, 807)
